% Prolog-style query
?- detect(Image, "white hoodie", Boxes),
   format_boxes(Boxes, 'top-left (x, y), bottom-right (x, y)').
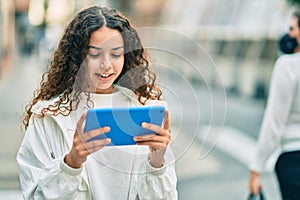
top-left (16, 85), bottom-right (178, 200)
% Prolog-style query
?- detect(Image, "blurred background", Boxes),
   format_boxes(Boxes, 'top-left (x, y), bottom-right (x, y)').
top-left (0, 0), bottom-right (299, 199)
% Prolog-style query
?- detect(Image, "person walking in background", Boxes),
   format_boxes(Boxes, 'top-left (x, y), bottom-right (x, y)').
top-left (16, 6), bottom-right (177, 199)
top-left (248, 10), bottom-right (300, 200)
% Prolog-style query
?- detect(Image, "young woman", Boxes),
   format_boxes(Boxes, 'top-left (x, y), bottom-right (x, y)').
top-left (248, 10), bottom-right (300, 199)
top-left (17, 6), bottom-right (177, 199)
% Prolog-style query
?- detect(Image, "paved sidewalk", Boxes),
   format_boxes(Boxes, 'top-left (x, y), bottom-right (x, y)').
top-left (0, 55), bottom-right (44, 199)
top-left (0, 190), bottom-right (22, 200)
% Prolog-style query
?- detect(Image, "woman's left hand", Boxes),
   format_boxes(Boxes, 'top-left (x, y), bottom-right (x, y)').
top-left (133, 109), bottom-right (172, 168)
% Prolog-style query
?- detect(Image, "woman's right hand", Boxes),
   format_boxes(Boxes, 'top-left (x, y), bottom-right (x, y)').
top-left (248, 170), bottom-right (262, 195)
top-left (64, 112), bottom-right (111, 168)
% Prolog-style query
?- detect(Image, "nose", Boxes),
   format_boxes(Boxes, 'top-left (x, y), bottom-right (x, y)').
top-left (100, 53), bottom-right (112, 70)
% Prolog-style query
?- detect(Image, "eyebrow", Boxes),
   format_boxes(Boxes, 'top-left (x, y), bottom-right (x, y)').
top-left (88, 45), bottom-right (124, 50)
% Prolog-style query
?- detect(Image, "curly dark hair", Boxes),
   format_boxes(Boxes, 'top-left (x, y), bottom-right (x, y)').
top-left (23, 6), bottom-right (162, 129)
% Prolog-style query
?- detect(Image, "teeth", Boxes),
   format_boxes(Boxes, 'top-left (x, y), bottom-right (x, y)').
top-left (100, 74), bottom-right (110, 78)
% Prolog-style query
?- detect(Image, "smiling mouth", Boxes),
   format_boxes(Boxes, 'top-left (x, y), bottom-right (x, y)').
top-left (96, 73), bottom-right (113, 78)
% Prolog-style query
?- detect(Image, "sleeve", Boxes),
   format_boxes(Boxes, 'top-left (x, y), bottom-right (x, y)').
top-left (250, 57), bottom-right (296, 172)
top-left (137, 147), bottom-right (178, 200)
top-left (135, 99), bottom-right (177, 199)
top-left (16, 115), bottom-right (86, 199)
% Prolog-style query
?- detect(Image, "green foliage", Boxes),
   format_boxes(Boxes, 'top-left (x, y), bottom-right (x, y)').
top-left (287, 0), bottom-right (300, 6)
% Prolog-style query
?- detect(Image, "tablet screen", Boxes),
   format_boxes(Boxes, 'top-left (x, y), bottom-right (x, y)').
top-left (84, 106), bottom-right (166, 145)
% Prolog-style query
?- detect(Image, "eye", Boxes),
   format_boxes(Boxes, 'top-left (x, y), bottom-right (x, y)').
top-left (88, 53), bottom-right (101, 58)
top-left (111, 54), bottom-right (121, 58)
top-left (111, 51), bottom-right (124, 58)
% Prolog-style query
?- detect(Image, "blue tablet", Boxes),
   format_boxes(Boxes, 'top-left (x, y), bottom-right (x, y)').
top-left (84, 106), bottom-right (166, 146)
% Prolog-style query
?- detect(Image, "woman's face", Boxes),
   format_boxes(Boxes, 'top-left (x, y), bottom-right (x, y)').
top-left (289, 16), bottom-right (300, 40)
top-left (86, 26), bottom-right (124, 94)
